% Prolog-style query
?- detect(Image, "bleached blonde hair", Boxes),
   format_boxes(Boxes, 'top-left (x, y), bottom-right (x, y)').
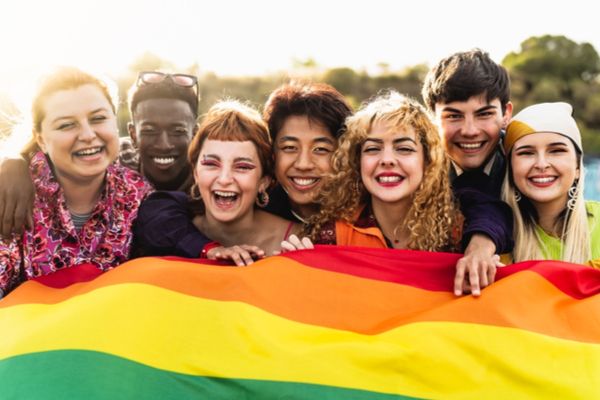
top-left (502, 154), bottom-right (590, 263)
top-left (307, 91), bottom-right (462, 251)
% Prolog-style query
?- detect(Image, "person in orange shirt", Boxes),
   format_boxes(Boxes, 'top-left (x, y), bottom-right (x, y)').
top-left (301, 90), bottom-right (463, 253)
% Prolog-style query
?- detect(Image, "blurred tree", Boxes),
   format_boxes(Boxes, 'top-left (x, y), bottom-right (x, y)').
top-left (503, 35), bottom-right (600, 85)
top-left (504, 35), bottom-right (600, 155)
top-left (322, 67), bottom-right (360, 95)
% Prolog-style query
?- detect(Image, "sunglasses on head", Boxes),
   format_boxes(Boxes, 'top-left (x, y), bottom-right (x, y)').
top-left (137, 71), bottom-right (199, 94)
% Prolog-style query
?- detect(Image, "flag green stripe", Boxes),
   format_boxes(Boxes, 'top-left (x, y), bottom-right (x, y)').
top-left (0, 350), bottom-right (419, 400)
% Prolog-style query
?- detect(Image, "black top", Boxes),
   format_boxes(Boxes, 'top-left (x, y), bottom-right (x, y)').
top-left (450, 149), bottom-right (513, 253)
top-left (263, 184), bottom-right (301, 222)
top-left (132, 191), bottom-right (210, 258)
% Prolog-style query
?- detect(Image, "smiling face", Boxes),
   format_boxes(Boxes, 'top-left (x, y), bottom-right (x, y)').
top-left (36, 84), bottom-right (119, 185)
top-left (360, 121), bottom-right (424, 210)
top-left (274, 115), bottom-right (336, 217)
top-left (129, 98), bottom-right (196, 190)
top-left (510, 132), bottom-right (580, 213)
top-left (435, 96), bottom-right (512, 171)
top-left (194, 139), bottom-right (270, 223)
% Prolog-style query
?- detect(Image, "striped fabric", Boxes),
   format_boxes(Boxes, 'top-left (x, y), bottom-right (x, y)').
top-left (1, 246), bottom-right (599, 399)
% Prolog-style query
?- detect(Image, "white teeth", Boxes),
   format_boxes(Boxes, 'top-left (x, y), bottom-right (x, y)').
top-left (75, 147), bottom-right (102, 156)
top-left (531, 177), bottom-right (556, 183)
top-left (377, 176), bottom-right (401, 183)
top-left (153, 157), bottom-right (175, 165)
top-left (292, 178), bottom-right (318, 186)
top-left (459, 142), bottom-right (483, 149)
top-left (214, 191), bottom-right (237, 197)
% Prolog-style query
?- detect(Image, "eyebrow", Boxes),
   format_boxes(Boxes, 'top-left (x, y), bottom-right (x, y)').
top-left (441, 104), bottom-right (498, 114)
top-left (278, 135), bottom-right (300, 143)
top-left (514, 141), bottom-right (569, 151)
top-left (364, 137), bottom-right (417, 145)
top-left (51, 107), bottom-right (109, 124)
top-left (278, 135), bottom-right (335, 145)
top-left (203, 154), bottom-right (256, 163)
top-left (234, 157), bottom-right (256, 163)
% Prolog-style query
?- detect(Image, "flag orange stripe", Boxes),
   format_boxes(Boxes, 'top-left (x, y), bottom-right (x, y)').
top-left (3, 257), bottom-right (600, 343)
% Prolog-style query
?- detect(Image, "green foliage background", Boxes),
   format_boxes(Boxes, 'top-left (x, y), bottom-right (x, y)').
top-left (2, 35), bottom-right (600, 155)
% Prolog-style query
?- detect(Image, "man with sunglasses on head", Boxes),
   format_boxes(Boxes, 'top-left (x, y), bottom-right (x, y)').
top-left (0, 71), bottom-right (200, 237)
top-left (123, 71), bottom-right (199, 191)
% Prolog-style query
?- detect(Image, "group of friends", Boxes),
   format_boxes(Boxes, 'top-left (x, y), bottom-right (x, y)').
top-left (0, 49), bottom-right (598, 300)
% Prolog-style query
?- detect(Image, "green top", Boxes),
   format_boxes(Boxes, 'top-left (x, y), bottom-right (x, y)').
top-left (535, 201), bottom-right (600, 261)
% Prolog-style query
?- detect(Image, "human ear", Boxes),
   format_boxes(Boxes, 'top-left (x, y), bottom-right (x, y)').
top-left (502, 102), bottom-right (514, 128)
top-left (127, 122), bottom-right (138, 147)
top-left (34, 130), bottom-right (47, 153)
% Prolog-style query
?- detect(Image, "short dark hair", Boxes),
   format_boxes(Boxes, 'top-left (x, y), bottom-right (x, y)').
top-left (263, 81), bottom-right (353, 142)
top-left (422, 49), bottom-right (511, 113)
top-left (128, 78), bottom-right (199, 119)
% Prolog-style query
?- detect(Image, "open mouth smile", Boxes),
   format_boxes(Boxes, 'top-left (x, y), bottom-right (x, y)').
top-left (73, 146), bottom-right (104, 157)
top-left (456, 142), bottom-right (486, 151)
top-left (375, 173), bottom-right (404, 186)
top-left (212, 190), bottom-right (239, 210)
top-left (152, 156), bottom-right (176, 165)
top-left (289, 177), bottom-right (320, 191)
top-left (528, 176), bottom-right (557, 187)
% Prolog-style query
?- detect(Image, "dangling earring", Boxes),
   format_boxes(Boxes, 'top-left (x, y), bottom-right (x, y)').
top-left (352, 179), bottom-right (362, 198)
top-left (256, 191), bottom-right (269, 208)
top-left (567, 181), bottom-right (579, 211)
top-left (514, 189), bottom-right (522, 202)
top-left (190, 183), bottom-right (202, 201)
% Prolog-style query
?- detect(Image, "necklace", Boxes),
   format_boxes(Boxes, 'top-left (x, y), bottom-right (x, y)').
top-left (385, 225), bottom-right (402, 246)
top-left (290, 209), bottom-right (308, 224)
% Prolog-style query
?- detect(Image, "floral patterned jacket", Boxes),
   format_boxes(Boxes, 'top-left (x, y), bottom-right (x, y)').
top-left (0, 152), bottom-right (152, 298)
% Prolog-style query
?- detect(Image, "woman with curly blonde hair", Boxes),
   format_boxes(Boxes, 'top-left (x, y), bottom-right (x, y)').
top-left (305, 91), bottom-right (463, 252)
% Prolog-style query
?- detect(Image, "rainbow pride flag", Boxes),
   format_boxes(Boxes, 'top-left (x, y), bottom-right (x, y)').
top-left (1, 246), bottom-right (599, 399)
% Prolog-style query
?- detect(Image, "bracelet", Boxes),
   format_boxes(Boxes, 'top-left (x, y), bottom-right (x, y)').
top-left (200, 242), bottom-right (221, 258)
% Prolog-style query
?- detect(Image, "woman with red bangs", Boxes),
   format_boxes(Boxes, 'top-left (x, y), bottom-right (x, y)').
top-left (134, 100), bottom-right (304, 266)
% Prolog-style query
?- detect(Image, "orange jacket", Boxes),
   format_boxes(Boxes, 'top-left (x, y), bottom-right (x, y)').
top-left (334, 205), bottom-right (388, 248)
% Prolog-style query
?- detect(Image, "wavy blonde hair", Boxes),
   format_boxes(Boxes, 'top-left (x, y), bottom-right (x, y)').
top-left (502, 154), bottom-right (590, 263)
top-left (307, 91), bottom-right (462, 251)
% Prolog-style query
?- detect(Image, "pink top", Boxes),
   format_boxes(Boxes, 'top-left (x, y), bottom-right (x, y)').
top-left (0, 152), bottom-right (152, 297)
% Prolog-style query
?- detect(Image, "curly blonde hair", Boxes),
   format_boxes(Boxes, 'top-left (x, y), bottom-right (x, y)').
top-left (307, 91), bottom-right (462, 251)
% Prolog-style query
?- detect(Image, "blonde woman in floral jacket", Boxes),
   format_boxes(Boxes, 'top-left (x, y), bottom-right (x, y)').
top-left (0, 67), bottom-right (152, 298)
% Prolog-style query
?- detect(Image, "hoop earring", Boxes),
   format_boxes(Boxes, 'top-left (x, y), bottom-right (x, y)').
top-left (256, 191), bottom-right (269, 208)
top-left (190, 183), bottom-right (202, 201)
top-left (514, 189), bottom-right (522, 202)
top-left (567, 181), bottom-right (579, 211)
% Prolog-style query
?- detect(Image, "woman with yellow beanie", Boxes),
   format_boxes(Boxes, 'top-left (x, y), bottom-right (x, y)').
top-left (501, 102), bottom-right (600, 267)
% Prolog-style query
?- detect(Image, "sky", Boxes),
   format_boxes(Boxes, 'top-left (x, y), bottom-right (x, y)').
top-left (1, 0), bottom-right (600, 106)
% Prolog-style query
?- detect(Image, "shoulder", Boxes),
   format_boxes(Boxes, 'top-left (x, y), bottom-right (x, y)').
top-left (256, 209), bottom-right (294, 230)
top-left (586, 200), bottom-right (600, 215)
top-left (139, 190), bottom-right (190, 213)
top-left (108, 163), bottom-right (152, 196)
top-left (586, 201), bottom-right (600, 232)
